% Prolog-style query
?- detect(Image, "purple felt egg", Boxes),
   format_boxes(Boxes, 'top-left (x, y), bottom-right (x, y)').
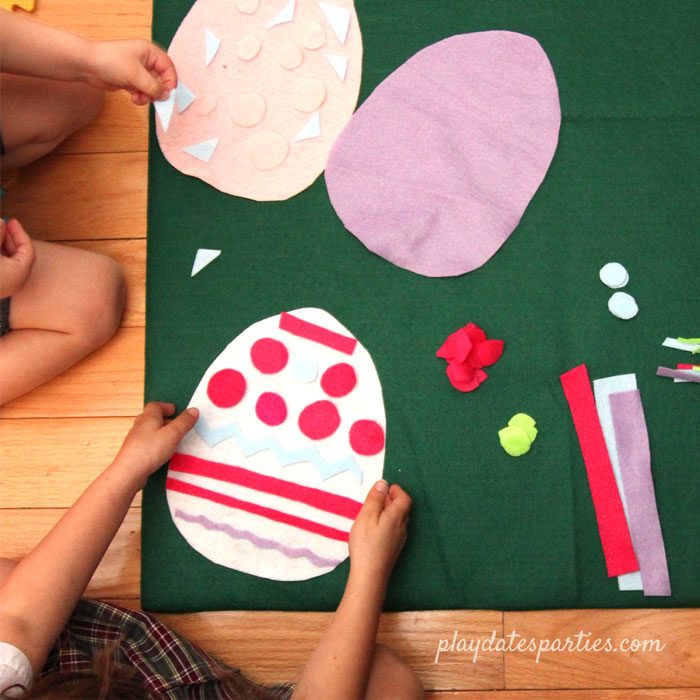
top-left (325, 31), bottom-right (561, 277)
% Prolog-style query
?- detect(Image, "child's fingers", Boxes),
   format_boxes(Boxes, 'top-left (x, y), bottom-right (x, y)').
top-left (140, 401), bottom-right (176, 425)
top-left (145, 44), bottom-right (177, 94)
top-left (130, 64), bottom-right (166, 102)
top-left (6, 220), bottom-right (34, 266)
top-left (359, 479), bottom-right (389, 521)
top-left (386, 484), bottom-right (412, 519)
top-left (163, 407), bottom-right (199, 443)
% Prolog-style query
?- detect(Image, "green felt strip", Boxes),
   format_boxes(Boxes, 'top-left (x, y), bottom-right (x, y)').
top-left (142, 0), bottom-right (700, 612)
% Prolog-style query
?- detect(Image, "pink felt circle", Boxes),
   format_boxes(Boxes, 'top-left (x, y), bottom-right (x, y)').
top-left (255, 392), bottom-right (287, 426)
top-left (298, 400), bottom-right (340, 440)
top-left (321, 363), bottom-right (357, 398)
top-left (207, 369), bottom-right (246, 408)
top-left (349, 420), bottom-right (385, 456)
top-left (250, 338), bottom-right (289, 374)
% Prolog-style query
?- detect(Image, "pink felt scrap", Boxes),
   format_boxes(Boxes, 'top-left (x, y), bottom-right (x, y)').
top-left (609, 390), bottom-right (671, 596)
top-left (436, 323), bottom-right (504, 392)
top-left (207, 368), bottom-right (246, 408)
top-left (325, 31), bottom-right (561, 277)
top-left (560, 365), bottom-right (639, 577)
top-left (298, 400), bottom-right (341, 440)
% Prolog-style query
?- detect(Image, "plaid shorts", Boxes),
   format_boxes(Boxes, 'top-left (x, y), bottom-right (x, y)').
top-left (41, 599), bottom-right (294, 700)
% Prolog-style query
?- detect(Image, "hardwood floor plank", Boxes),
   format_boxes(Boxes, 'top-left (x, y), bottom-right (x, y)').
top-left (0, 508), bottom-right (140, 599)
top-left (0, 417), bottom-right (138, 508)
top-left (66, 238), bottom-right (146, 328)
top-left (30, 0), bottom-right (151, 41)
top-left (2, 153), bottom-right (147, 241)
top-left (1, 325), bottom-right (144, 419)
top-left (503, 610), bottom-right (700, 689)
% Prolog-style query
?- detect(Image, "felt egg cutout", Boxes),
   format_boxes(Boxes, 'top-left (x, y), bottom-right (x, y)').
top-left (156, 0), bottom-right (363, 201)
top-left (167, 308), bottom-right (385, 581)
top-left (325, 31), bottom-right (561, 277)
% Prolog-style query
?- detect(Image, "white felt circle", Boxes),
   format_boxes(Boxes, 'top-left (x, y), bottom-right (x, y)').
top-left (230, 93), bottom-right (267, 127)
top-left (608, 291), bottom-right (639, 320)
top-left (279, 44), bottom-right (304, 70)
top-left (292, 79), bottom-right (327, 112)
top-left (599, 262), bottom-right (629, 289)
top-left (247, 131), bottom-right (290, 170)
top-left (302, 20), bottom-right (327, 50)
top-left (236, 34), bottom-right (261, 61)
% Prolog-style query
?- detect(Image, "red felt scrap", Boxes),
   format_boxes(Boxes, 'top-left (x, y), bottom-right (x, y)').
top-left (436, 323), bottom-right (504, 392)
top-left (279, 312), bottom-right (357, 355)
top-left (560, 364), bottom-right (640, 577)
top-left (298, 400), bottom-right (341, 440)
top-left (207, 369), bottom-right (247, 408)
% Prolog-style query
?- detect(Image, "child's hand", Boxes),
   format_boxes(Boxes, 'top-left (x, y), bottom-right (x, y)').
top-left (114, 402), bottom-right (199, 486)
top-left (348, 480), bottom-right (412, 586)
top-left (0, 219), bottom-right (35, 299)
top-left (85, 39), bottom-right (177, 105)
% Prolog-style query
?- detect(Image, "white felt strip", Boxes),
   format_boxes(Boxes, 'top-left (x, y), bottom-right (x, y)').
top-left (169, 469), bottom-right (355, 533)
top-left (592, 373), bottom-right (643, 591)
top-left (662, 337), bottom-right (699, 352)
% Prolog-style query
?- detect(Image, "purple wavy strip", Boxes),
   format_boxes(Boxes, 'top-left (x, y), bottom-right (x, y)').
top-left (174, 509), bottom-right (342, 569)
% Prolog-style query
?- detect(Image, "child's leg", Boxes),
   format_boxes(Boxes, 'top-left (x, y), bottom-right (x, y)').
top-left (0, 558), bottom-right (18, 590)
top-left (0, 240), bottom-right (125, 404)
top-left (0, 73), bottom-right (104, 169)
top-left (365, 644), bottom-right (424, 699)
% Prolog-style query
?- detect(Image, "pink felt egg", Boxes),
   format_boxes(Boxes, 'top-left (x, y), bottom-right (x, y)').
top-left (325, 31), bottom-right (561, 277)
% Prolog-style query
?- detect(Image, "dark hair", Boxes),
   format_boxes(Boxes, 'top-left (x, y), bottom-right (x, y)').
top-left (22, 643), bottom-right (155, 700)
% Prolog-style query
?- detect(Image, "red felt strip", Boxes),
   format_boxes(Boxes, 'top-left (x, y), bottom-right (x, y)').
top-left (560, 364), bottom-right (639, 577)
top-left (167, 478), bottom-right (351, 542)
top-left (169, 454), bottom-right (362, 520)
top-left (279, 312), bottom-right (357, 355)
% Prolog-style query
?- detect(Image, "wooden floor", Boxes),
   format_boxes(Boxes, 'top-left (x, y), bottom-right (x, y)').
top-left (1, 2), bottom-right (699, 697)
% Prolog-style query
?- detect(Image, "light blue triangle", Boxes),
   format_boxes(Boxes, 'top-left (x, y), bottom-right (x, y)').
top-left (176, 83), bottom-right (196, 113)
top-left (154, 90), bottom-right (175, 132)
top-left (205, 28), bottom-right (221, 66)
top-left (183, 137), bottom-right (220, 163)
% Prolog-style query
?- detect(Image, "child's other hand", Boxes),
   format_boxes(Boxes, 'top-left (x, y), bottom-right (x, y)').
top-left (115, 403), bottom-right (199, 485)
top-left (348, 480), bottom-right (412, 586)
top-left (85, 39), bottom-right (177, 105)
top-left (0, 219), bottom-right (35, 298)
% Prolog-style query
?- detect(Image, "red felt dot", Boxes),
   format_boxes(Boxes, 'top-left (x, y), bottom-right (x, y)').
top-left (256, 392), bottom-right (287, 426)
top-left (250, 338), bottom-right (288, 374)
top-left (349, 420), bottom-right (385, 456)
top-left (207, 369), bottom-right (246, 408)
top-left (321, 363), bottom-right (357, 398)
top-left (298, 400), bottom-right (340, 440)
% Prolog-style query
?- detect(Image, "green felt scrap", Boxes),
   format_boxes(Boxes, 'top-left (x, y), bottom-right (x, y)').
top-left (143, 0), bottom-right (700, 612)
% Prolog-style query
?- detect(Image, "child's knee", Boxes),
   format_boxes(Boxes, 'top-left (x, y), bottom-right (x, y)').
top-left (76, 254), bottom-right (125, 349)
top-left (59, 83), bottom-right (104, 140)
top-left (367, 643), bottom-right (424, 699)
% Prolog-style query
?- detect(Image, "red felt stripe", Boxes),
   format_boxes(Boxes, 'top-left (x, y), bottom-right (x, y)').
top-left (560, 364), bottom-right (639, 577)
top-left (166, 478), bottom-right (350, 543)
top-left (170, 453), bottom-right (362, 520)
top-left (279, 312), bottom-right (357, 355)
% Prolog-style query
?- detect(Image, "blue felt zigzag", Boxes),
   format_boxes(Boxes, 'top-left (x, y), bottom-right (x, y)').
top-left (195, 416), bottom-right (363, 482)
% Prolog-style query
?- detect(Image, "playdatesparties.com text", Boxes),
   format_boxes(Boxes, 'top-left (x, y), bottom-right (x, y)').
top-left (434, 630), bottom-right (666, 664)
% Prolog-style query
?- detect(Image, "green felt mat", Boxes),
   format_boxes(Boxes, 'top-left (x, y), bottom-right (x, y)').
top-left (142, 0), bottom-right (700, 612)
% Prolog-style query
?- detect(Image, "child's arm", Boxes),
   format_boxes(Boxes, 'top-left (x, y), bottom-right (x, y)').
top-left (0, 9), bottom-right (176, 104)
top-left (292, 480), bottom-right (412, 700)
top-left (0, 402), bottom-right (197, 675)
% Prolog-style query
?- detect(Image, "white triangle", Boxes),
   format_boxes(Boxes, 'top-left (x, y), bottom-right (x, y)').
top-left (191, 248), bottom-right (221, 277)
top-left (269, 0), bottom-right (295, 27)
top-left (205, 28), bottom-right (221, 66)
top-left (319, 2), bottom-right (350, 44)
top-left (176, 83), bottom-right (196, 113)
top-left (154, 89), bottom-right (175, 132)
top-left (183, 137), bottom-right (220, 163)
top-left (294, 112), bottom-right (321, 142)
top-left (325, 53), bottom-right (347, 80)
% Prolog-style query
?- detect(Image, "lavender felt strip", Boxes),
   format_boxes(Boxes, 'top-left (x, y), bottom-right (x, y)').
top-left (609, 391), bottom-right (671, 596)
top-left (656, 367), bottom-right (700, 383)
